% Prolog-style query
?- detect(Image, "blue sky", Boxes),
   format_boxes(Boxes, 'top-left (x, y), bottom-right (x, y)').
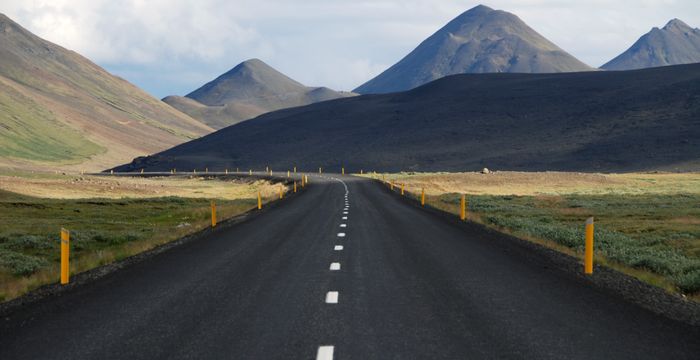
top-left (2, 0), bottom-right (699, 98)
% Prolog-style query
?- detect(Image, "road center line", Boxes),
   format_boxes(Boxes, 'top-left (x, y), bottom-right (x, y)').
top-left (330, 262), bottom-right (341, 271)
top-left (337, 233), bottom-right (346, 237)
top-left (340, 224), bottom-right (347, 227)
top-left (334, 245), bottom-right (343, 250)
top-left (342, 216), bottom-right (347, 220)
top-left (342, 211), bottom-right (348, 214)
top-left (316, 346), bottom-right (334, 360)
top-left (325, 291), bottom-right (339, 304)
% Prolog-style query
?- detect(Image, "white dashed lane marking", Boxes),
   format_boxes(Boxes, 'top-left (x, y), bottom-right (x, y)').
top-left (325, 291), bottom-right (339, 304)
top-left (342, 216), bottom-right (347, 220)
top-left (334, 245), bottom-right (343, 251)
top-left (340, 224), bottom-right (347, 228)
top-left (316, 346), bottom-right (334, 360)
top-left (342, 211), bottom-right (348, 215)
top-left (330, 262), bottom-right (341, 271)
top-left (337, 233), bottom-right (346, 237)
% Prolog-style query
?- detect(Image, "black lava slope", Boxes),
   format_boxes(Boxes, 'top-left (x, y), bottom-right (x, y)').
top-left (115, 63), bottom-right (700, 173)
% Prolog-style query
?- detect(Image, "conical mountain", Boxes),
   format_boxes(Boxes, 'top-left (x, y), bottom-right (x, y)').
top-left (601, 19), bottom-right (700, 71)
top-left (163, 59), bottom-right (354, 129)
top-left (0, 13), bottom-right (212, 170)
top-left (354, 5), bottom-right (593, 94)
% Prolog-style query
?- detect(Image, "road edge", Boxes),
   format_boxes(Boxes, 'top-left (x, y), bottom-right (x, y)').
top-left (369, 177), bottom-right (700, 327)
top-left (0, 175), bottom-right (306, 317)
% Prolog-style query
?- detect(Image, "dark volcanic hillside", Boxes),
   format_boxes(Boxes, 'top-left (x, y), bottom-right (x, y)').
top-left (116, 63), bottom-right (700, 173)
top-left (163, 59), bottom-right (354, 129)
top-left (602, 19), bottom-right (700, 71)
top-left (354, 5), bottom-right (592, 94)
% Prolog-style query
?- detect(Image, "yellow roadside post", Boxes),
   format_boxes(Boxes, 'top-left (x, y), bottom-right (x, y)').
top-left (390, 181), bottom-right (394, 191)
top-left (294, 166), bottom-right (297, 173)
top-left (585, 217), bottom-right (595, 274)
top-left (342, 167), bottom-right (345, 175)
top-left (258, 191), bottom-right (262, 210)
top-left (319, 167), bottom-right (322, 174)
top-left (141, 169), bottom-right (144, 174)
top-left (194, 169), bottom-right (197, 174)
top-left (60, 228), bottom-right (70, 285)
top-left (294, 181), bottom-right (297, 193)
top-left (249, 169), bottom-right (252, 175)
top-left (206, 167), bottom-right (208, 174)
top-left (421, 188), bottom-right (425, 206)
top-left (401, 183), bottom-right (404, 195)
top-left (360, 169), bottom-right (363, 175)
top-left (280, 186), bottom-right (284, 199)
top-left (460, 194), bottom-right (466, 221)
top-left (211, 201), bottom-right (217, 227)
top-left (287, 170), bottom-right (290, 178)
top-left (266, 166), bottom-right (269, 173)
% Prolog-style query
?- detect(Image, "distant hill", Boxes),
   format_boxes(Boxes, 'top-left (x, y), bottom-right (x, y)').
top-left (354, 5), bottom-right (593, 94)
top-left (163, 59), bottom-right (354, 129)
top-left (115, 63), bottom-right (700, 173)
top-left (601, 19), bottom-right (700, 70)
top-left (0, 13), bottom-right (212, 170)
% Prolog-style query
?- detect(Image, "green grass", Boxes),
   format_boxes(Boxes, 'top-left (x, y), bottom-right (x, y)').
top-left (0, 189), bottom-right (258, 301)
top-left (0, 81), bottom-right (105, 162)
top-left (428, 193), bottom-right (700, 294)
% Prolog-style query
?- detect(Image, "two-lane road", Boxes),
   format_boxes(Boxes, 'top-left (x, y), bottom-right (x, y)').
top-left (1, 175), bottom-right (698, 359)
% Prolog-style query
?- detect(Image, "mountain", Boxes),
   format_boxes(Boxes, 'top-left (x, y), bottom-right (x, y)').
top-left (0, 13), bottom-right (213, 170)
top-left (115, 63), bottom-right (700, 173)
top-left (163, 59), bottom-right (354, 129)
top-left (354, 5), bottom-right (593, 94)
top-left (601, 19), bottom-right (700, 71)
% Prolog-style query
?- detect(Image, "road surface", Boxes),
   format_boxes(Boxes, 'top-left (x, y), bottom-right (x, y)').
top-left (1, 174), bottom-right (698, 359)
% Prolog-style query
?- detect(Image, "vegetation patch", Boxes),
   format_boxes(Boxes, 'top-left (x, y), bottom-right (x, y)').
top-left (373, 172), bottom-right (700, 297)
top-left (0, 176), bottom-right (282, 301)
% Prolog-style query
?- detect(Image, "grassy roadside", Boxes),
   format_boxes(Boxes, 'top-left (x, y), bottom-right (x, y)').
top-left (0, 174), bottom-right (288, 302)
top-left (367, 172), bottom-right (700, 300)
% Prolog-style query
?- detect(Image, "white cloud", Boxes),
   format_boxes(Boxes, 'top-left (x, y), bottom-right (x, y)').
top-left (1, 0), bottom-right (699, 97)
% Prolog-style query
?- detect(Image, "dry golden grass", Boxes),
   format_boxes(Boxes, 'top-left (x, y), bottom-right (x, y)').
top-left (0, 169), bottom-right (283, 200)
top-left (368, 171), bottom-right (700, 196)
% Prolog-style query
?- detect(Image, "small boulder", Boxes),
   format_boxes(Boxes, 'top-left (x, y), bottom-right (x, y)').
top-left (481, 168), bottom-right (490, 174)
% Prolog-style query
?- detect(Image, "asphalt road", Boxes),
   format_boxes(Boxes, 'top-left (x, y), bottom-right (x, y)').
top-left (1, 174), bottom-right (698, 359)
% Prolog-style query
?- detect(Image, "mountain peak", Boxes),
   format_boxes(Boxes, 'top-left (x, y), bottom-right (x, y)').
top-left (602, 18), bottom-right (700, 70)
top-left (354, 5), bottom-right (591, 94)
top-left (463, 4), bottom-right (494, 14)
top-left (238, 58), bottom-right (268, 69)
top-left (224, 58), bottom-right (280, 77)
top-left (663, 18), bottom-right (693, 32)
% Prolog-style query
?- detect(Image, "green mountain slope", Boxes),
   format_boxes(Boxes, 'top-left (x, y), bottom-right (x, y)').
top-left (0, 13), bottom-right (213, 170)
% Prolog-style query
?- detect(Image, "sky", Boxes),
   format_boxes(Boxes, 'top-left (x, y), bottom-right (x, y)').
top-left (2, 0), bottom-right (699, 98)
